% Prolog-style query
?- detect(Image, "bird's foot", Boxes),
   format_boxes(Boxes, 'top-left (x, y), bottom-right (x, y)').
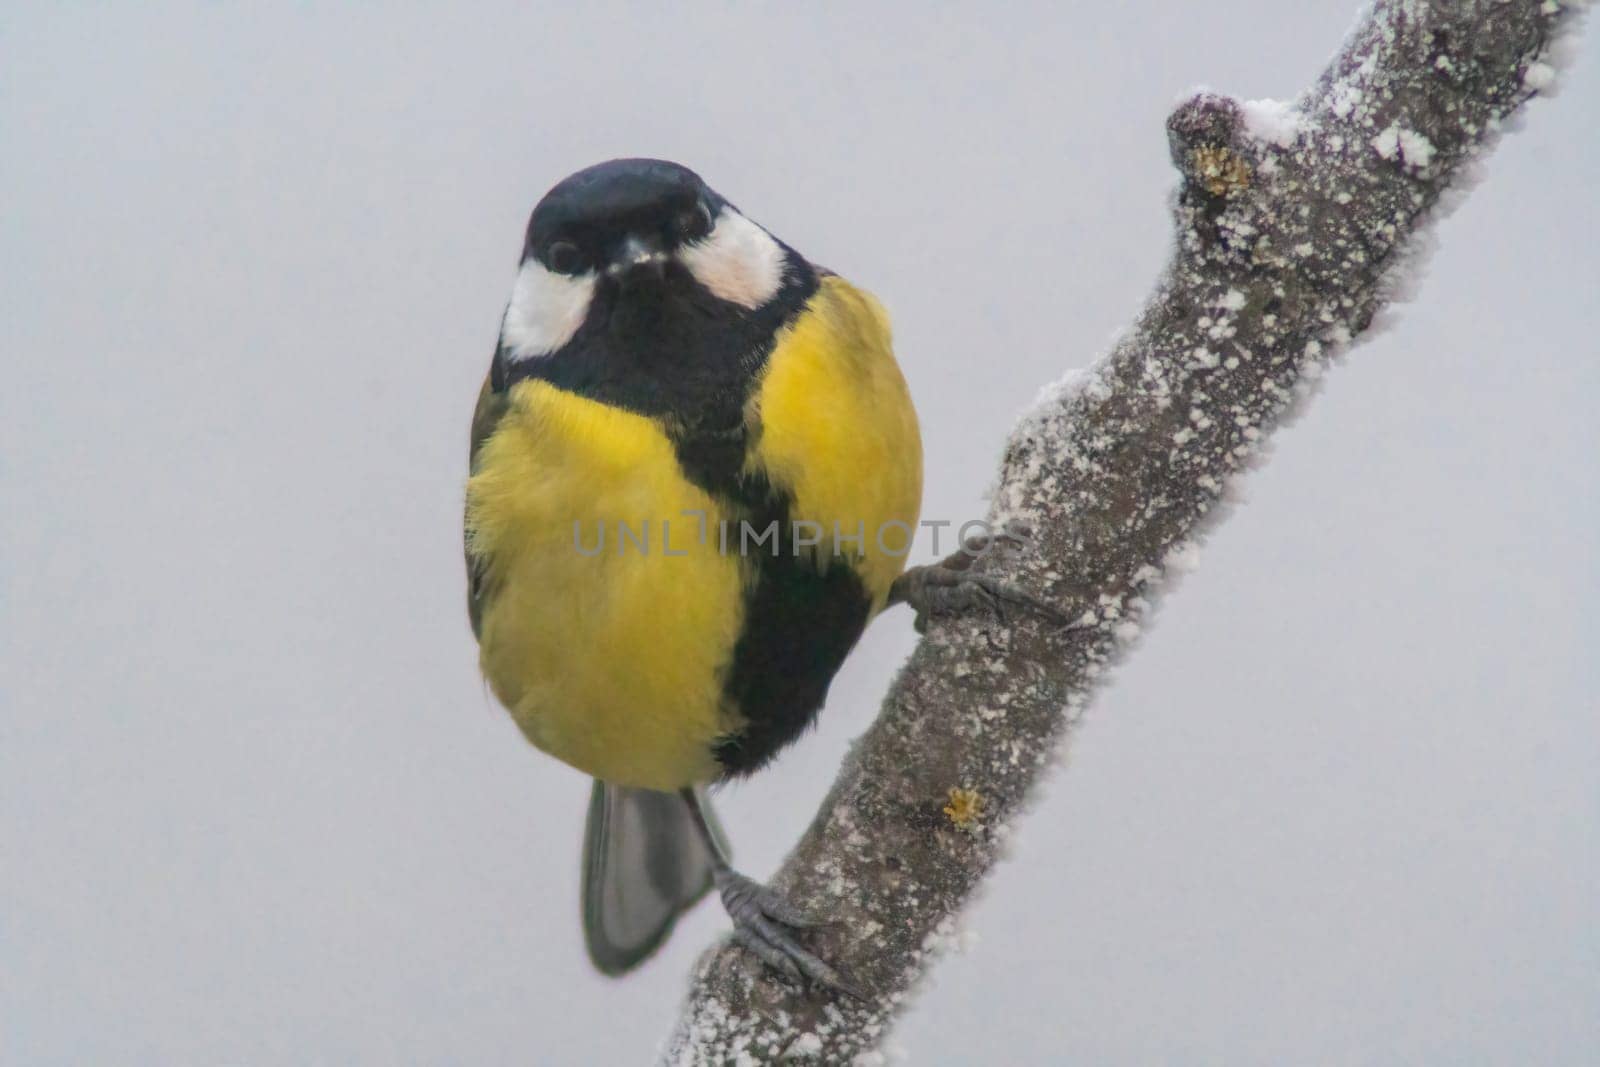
top-left (889, 558), bottom-right (1069, 634)
top-left (716, 868), bottom-right (860, 998)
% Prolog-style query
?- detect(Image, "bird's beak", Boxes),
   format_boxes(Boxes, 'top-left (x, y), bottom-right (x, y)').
top-left (606, 235), bottom-right (668, 283)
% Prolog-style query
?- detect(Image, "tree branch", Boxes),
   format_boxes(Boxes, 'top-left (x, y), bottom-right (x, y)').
top-left (663, 2), bottom-right (1588, 1062)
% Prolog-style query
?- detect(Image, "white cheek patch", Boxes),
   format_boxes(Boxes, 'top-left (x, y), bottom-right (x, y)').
top-left (678, 209), bottom-right (787, 309)
top-left (500, 260), bottom-right (596, 361)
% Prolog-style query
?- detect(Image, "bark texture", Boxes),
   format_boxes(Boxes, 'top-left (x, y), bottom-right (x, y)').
top-left (664, 2), bottom-right (1587, 1062)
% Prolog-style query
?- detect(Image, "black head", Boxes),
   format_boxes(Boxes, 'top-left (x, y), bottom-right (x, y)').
top-left (495, 158), bottom-right (819, 422)
top-left (522, 159), bottom-right (721, 277)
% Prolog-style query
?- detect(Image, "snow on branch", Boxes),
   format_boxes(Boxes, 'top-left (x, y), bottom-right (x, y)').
top-left (664, 2), bottom-right (1587, 1062)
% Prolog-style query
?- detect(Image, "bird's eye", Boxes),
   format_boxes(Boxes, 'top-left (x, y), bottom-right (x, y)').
top-left (545, 241), bottom-right (583, 274)
top-left (676, 202), bottom-right (714, 242)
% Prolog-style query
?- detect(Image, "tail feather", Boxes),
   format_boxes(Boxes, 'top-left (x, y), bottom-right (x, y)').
top-left (581, 781), bottom-right (724, 975)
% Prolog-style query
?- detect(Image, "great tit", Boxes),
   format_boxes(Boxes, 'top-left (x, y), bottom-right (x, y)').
top-left (466, 159), bottom-right (946, 990)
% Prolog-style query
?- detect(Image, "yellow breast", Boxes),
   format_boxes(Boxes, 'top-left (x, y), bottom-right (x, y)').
top-left (465, 275), bottom-right (921, 789)
top-left (466, 381), bottom-right (744, 788)
top-left (748, 277), bottom-right (923, 606)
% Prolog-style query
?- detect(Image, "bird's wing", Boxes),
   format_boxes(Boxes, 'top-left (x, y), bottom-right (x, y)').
top-left (465, 367), bottom-right (510, 640)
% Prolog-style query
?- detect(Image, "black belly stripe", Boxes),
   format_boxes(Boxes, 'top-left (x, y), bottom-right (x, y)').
top-left (714, 535), bottom-right (872, 777)
top-left (666, 416), bottom-right (875, 777)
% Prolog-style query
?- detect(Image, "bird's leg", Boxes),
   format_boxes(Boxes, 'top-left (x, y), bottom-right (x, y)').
top-left (679, 788), bottom-right (859, 997)
top-left (887, 527), bottom-right (1070, 633)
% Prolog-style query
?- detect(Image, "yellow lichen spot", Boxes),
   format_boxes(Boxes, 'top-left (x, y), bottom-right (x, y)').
top-left (1189, 145), bottom-right (1251, 197)
top-left (943, 787), bottom-right (984, 833)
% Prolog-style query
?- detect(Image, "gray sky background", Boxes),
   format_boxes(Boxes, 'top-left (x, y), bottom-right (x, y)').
top-left (3, 3), bottom-right (1595, 1063)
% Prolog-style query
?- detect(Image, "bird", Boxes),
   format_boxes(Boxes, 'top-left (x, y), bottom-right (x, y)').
top-left (464, 159), bottom-right (1032, 991)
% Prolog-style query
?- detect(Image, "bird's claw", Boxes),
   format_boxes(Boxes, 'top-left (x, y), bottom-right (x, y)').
top-left (890, 564), bottom-right (1069, 634)
top-left (717, 869), bottom-right (861, 998)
